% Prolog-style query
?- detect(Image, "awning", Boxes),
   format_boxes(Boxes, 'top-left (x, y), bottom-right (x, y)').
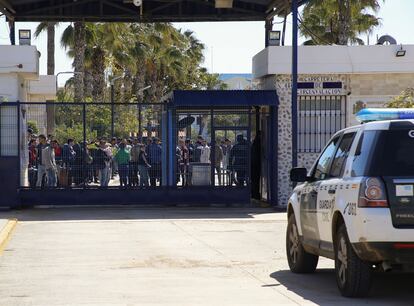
top-left (168, 90), bottom-right (278, 107)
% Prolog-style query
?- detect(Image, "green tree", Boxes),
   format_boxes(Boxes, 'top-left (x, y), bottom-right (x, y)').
top-left (300, 0), bottom-right (382, 45)
top-left (387, 88), bottom-right (414, 108)
top-left (27, 120), bottom-right (39, 134)
top-left (34, 22), bottom-right (57, 75)
top-left (55, 22), bottom-right (226, 139)
top-left (61, 22), bottom-right (87, 102)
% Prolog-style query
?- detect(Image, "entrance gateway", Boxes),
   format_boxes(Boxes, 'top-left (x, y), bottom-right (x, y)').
top-left (0, 90), bottom-right (278, 208)
top-left (0, 0), bottom-right (305, 208)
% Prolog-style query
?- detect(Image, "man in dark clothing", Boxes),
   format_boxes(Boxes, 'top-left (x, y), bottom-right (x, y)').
top-left (193, 136), bottom-right (204, 163)
top-left (229, 135), bottom-right (249, 187)
top-left (36, 134), bottom-right (47, 187)
top-left (72, 141), bottom-right (84, 185)
top-left (147, 137), bottom-right (162, 186)
top-left (62, 139), bottom-right (76, 167)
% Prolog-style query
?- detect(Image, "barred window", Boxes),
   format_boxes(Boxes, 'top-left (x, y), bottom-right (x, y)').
top-left (298, 95), bottom-right (346, 153)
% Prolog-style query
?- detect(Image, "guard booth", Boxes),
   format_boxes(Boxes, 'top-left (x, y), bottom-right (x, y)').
top-left (0, 90), bottom-right (278, 209)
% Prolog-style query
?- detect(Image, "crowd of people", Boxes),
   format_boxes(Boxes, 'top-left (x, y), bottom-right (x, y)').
top-left (27, 130), bottom-right (249, 188)
top-left (177, 135), bottom-right (249, 186)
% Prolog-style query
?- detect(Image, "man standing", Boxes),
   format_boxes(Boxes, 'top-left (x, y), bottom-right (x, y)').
top-left (36, 134), bottom-right (47, 187)
top-left (129, 138), bottom-right (141, 186)
top-left (214, 141), bottom-right (224, 185)
top-left (62, 138), bottom-right (76, 187)
top-left (42, 139), bottom-right (58, 187)
top-left (230, 135), bottom-right (249, 187)
top-left (147, 137), bottom-right (162, 186)
top-left (223, 138), bottom-right (233, 185)
top-left (199, 139), bottom-right (210, 164)
top-left (96, 140), bottom-right (111, 187)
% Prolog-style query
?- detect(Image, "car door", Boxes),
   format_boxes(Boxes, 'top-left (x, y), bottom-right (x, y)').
top-left (300, 135), bottom-right (341, 248)
top-left (317, 132), bottom-right (356, 252)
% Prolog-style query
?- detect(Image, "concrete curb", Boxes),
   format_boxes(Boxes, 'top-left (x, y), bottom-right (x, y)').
top-left (0, 219), bottom-right (17, 255)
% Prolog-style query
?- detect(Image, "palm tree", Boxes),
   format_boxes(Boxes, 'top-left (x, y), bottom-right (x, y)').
top-left (300, 0), bottom-right (383, 45)
top-left (34, 22), bottom-right (57, 75)
top-left (34, 22), bottom-right (57, 134)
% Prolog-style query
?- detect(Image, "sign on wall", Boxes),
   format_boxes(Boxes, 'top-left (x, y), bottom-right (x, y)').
top-left (278, 75), bottom-right (348, 96)
top-left (297, 76), bottom-right (346, 95)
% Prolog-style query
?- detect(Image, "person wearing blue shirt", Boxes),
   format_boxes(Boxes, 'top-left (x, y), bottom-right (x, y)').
top-left (147, 137), bottom-right (162, 186)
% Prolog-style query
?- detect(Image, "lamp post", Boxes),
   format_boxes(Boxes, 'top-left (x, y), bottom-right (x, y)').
top-left (109, 75), bottom-right (124, 138)
top-left (56, 71), bottom-right (83, 91)
top-left (137, 85), bottom-right (151, 137)
top-left (291, 0), bottom-right (299, 169)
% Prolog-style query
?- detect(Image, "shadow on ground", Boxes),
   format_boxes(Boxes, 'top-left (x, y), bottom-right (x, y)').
top-left (0, 207), bottom-right (281, 222)
top-left (270, 269), bottom-right (414, 305)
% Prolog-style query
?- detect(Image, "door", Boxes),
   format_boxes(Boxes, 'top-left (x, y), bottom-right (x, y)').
top-left (317, 132), bottom-right (356, 247)
top-left (260, 115), bottom-right (269, 201)
top-left (300, 135), bottom-right (341, 246)
top-left (213, 129), bottom-right (249, 187)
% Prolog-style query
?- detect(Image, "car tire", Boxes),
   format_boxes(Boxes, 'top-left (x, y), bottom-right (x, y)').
top-left (286, 214), bottom-right (319, 273)
top-left (335, 223), bottom-right (372, 297)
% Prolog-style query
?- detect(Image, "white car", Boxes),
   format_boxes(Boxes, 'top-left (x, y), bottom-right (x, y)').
top-left (286, 115), bottom-right (414, 297)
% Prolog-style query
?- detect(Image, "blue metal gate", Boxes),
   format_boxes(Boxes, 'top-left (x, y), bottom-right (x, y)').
top-left (0, 90), bottom-right (278, 208)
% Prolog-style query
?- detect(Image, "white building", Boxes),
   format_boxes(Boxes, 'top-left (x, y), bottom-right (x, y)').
top-left (0, 45), bottom-right (56, 185)
top-left (253, 44), bottom-right (414, 205)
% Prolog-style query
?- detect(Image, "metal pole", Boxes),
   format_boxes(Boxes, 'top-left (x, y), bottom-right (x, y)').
top-left (82, 103), bottom-right (86, 189)
top-left (255, 106), bottom-right (260, 134)
top-left (264, 19), bottom-right (273, 47)
top-left (17, 101), bottom-right (21, 190)
top-left (111, 84), bottom-right (115, 138)
top-left (9, 21), bottom-right (15, 45)
top-left (138, 105), bottom-right (142, 136)
top-left (291, 0), bottom-right (298, 168)
top-left (210, 109), bottom-right (215, 187)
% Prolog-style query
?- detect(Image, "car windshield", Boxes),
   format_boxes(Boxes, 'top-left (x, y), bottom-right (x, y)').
top-left (370, 130), bottom-right (414, 176)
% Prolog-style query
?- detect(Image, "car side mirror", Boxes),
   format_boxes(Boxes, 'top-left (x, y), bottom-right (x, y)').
top-left (290, 167), bottom-right (308, 183)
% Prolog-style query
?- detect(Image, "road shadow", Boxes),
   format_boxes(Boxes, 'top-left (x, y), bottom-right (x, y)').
top-left (270, 269), bottom-right (414, 305)
top-left (0, 206), bottom-right (281, 222)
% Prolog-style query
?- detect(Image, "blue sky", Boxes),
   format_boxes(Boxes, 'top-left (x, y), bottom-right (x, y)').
top-left (0, 0), bottom-right (413, 85)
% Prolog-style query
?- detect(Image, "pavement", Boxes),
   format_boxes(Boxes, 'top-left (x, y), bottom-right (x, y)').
top-left (0, 218), bottom-right (17, 254)
top-left (0, 207), bottom-right (413, 305)
top-left (0, 219), bottom-right (8, 232)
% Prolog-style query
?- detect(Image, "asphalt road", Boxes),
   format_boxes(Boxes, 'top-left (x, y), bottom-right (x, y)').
top-left (0, 207), bottom-right (413, 305)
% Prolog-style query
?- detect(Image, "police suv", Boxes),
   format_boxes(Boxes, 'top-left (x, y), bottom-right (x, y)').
top-left (286, 109), bottom-right (414, 297)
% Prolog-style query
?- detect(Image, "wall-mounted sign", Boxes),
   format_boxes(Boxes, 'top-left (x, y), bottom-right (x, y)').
top-left (298, 76), bottom-right (345, 95)
top-left (281, 76), bottom-right (346, 96)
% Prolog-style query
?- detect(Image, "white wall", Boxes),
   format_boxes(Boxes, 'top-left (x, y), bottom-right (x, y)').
top-left (28, 75), bottom-right (56, 99)
top-left (0, 45), bottom-right (40, 102)
top-left (253, 45), bottom-right (414, 78)
top-left (0, 74), bottom-right (19, 101)
top-left (0, 45), bottom-right (39, 76)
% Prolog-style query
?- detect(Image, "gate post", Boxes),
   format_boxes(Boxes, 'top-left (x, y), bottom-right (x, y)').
top-left (269, 105), bottom-right (278, 207)
top-left (0, 103), bottom-right (20, 209)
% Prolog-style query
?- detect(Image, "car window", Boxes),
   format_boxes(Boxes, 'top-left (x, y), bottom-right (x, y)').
top-left (351, 131), bottom-right (378, 177)
top-left (329, 132), bottom-right (356, 178)
top-left (369, 129), bottom-right (414, 176)
top-left (313, 136), bottom-right (340, 180)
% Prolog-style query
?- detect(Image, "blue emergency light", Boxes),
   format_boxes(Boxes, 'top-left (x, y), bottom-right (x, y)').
top-left (355, 108), bottom-right (414, 123)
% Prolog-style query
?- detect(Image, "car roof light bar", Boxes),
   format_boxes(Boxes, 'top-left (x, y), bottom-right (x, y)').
top-left (355, 108), bottom-right (414, 123)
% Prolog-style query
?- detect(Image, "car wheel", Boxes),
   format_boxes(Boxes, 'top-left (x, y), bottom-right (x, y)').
top-left (335, 223), bottom-right (372, 297)
top-left (286, 214), bottom-right (319, 273)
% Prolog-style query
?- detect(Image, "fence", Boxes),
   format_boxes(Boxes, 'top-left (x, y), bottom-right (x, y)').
top-left (0, 102), bottom-right (253, 192)
top-left (298, 95), bottom-right (346, 153)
